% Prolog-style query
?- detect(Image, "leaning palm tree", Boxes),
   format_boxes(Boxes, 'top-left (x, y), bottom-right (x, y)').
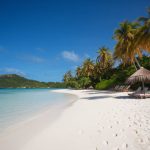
top-left (113, 21), bottom-right (142, 68)
top-left (136, 7), bottom-right (150, 52)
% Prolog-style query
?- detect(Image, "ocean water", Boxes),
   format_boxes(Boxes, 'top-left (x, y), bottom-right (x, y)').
top-left (0, 88), bottom-right (76, 132)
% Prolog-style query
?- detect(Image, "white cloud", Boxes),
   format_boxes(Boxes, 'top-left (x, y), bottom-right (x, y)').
top-left (62, 51), bottom-right (79, 62)
top-left (22, 55), bottom-right (45, 63)
top-left (29, 56), bottom-right (45, 63)
top-left (0, 68), bottom-right (26, 76)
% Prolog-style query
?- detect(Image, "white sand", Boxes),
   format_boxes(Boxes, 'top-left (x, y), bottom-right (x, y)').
top-left (1, 89), bottom-right (150, 150)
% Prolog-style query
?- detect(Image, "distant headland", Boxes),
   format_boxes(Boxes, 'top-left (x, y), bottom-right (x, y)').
top-left (0, 74), bottom-right (66, 88)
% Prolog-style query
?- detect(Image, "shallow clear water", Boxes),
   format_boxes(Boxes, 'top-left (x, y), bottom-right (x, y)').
top-left (0, 88), bottom-right (74, 131)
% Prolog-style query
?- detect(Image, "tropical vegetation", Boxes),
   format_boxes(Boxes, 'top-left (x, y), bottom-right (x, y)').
top-left (63, 8), bottom-right (150, 90)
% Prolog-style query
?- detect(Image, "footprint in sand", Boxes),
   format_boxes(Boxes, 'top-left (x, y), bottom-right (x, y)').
top-left (134, 130), bottom-right (138, 134)
top-left (116, 121), bottom-right (119, 124)
top-left (122, 143), bottom-right (128, 149)
top-left (122, 128), bottom-right (125, 132)
top-left (133, 121), bottom-right (137, 125)
top-left (103, 140), bottom-right (109, 145)
top-left (78, 129), bottom-right (84, 135)
top-left (146, 120), bottom-right (149, 125)
top-left (113, 133), bottom-right (118, 137)
top-left (138, 138), bottom-right (144, 144)
top-left (97, 130), bottom-right (101, 133)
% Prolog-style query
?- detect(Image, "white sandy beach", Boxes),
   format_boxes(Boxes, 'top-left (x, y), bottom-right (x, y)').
top-left (0, 89), bottom-right (150, 150)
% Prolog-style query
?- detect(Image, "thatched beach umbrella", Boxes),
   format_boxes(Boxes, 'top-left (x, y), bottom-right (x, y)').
top-left (126, 67), bottom-right (150, 93)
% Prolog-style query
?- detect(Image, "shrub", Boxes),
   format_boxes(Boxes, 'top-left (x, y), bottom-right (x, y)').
top-left (66, 80), bottom-right (80, 89)
top-left (78, 77), bottom-right (91, 89)
top-left (95, 78), bottom-right (115, 90)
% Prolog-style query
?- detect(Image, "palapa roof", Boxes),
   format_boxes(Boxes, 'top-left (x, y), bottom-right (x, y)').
top-left (126, 67), bottom-right (150, 84)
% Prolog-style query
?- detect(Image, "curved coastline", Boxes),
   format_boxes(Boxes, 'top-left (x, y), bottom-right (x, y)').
top-left (0, 89), bottom-right (78, 150)
top-left (22, 89), bottom-right (150, 150)
top-left (51, 89), bottom-right (80, 99)
top-left (0, 89), bottom-right (150, 150)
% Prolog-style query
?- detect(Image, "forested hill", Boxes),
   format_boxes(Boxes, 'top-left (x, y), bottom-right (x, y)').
top-left (0, 74), bottom-right (65, 88)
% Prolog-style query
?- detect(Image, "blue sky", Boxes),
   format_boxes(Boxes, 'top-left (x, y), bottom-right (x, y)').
top-left (0, 0), bottom-right (149, 82)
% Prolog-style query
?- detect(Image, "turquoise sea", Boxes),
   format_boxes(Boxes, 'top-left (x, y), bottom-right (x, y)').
top-left (0, 89), bottom-right (75, 132)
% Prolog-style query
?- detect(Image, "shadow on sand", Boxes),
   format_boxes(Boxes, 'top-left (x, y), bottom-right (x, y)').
top-left (82, 95), bottom-right (135, 100)
top-left (114, 95), bottom-right (136, 100)
top-left (81, 95), bottom-right (112, 100)
top-left (81, 90), bottom-right (115, 95)
top-left (80, 90), bottom-right (135, 100)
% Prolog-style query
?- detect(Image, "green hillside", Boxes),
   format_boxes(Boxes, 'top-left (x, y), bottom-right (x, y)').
top-left (0, 74), bottom-right (65, 88)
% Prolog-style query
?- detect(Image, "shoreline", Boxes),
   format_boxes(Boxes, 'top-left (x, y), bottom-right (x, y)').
top-left (1, 89), bottom-right (150, 150)
top-left (22, 89), bottom-right (150, 150)
top-left (0, 89), bottom-right (77, 133)
top-left (0, 90), bottom-right (78, 150)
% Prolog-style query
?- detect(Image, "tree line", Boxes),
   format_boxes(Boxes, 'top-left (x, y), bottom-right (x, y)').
top-left (63, 8), bottom-right (150, 90)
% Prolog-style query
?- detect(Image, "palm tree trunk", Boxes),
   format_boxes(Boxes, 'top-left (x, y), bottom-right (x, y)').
top-left (133, 61), bottom-right (138, 70)
top-left (134, 57), bottom-right (141, 69)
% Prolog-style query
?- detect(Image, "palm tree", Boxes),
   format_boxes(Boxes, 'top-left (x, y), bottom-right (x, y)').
top-left (76, 66), bottom-right (82, 78)
top-left (94, 47), bottom-right (113, 81)
top-left (138, 7), bottom-right (150, 23)
top-left (63, 70), bottom-right (73, 82)
top-left (136, 7), bottom-right (150, 52)
top-left (82, 58), bottom-right (95, 77)
top-left (113, 21), bottom-right (142, 67)
top-left (96, 46), bottom-right (113, 69)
